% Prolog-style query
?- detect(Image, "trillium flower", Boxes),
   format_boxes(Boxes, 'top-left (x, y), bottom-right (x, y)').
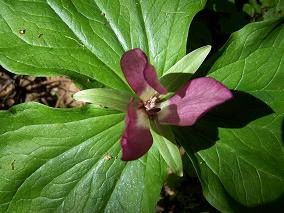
top-left (120, 48), bottom-right (233, 161)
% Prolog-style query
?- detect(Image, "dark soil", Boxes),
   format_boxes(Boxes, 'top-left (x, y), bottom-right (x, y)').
top-left (0, 66), bottom-right (82, 110)
top-left (157, 174), bottom-right (219, 213)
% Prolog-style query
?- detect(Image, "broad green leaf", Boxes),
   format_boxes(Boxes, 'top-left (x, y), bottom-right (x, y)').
top-left (277, 0), bottom-right (284, 11)
top-left (0, 0), bottom-right (206, 89)
top-left (179, 18), bottom-right (284, 212)
top-left (150, 125), bottom-right (183, 177)
top-left (0, 103), bottom-right (168, 213)
top-left (243, 4), bottom-right (255, 17)
top-left (0, 0), bottom-right (127, 90)
top-left (182, 147), bottom-right (241, 212)
top-left (162, 45), bottom-right (211, 76)
top-left (0, 1), bottom-right (207, 212)
top-left (160, 45), bottom-right (211, 91)
top-left (73, 88), bottom-right (132, 112)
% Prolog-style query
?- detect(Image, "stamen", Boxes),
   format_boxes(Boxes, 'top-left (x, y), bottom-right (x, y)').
top-left (142, 94), bottom-right (161, 118)
top-left (144, 94), bottom-right (159, 111)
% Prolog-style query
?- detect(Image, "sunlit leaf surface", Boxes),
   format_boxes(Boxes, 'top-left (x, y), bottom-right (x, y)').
top-left (178, 18), bottom-right (284, 212)
top-left (0, 0), bottom-right (206, 212)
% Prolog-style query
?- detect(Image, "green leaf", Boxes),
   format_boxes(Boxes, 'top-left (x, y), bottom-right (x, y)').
top-left (276, 0), bottom-right (284, 11)
top-left (150, 124), bottom-right (183, 177)
top-left (160, 45), bottom-right (211, 91)
top-left (162, 45), bottom-right (211, 76)
top-left (249, 0), bottom-right (262, 13)
top-left (0, 1), bottom-right (207, 212)
top-left (73, 88), bottom-right (132, 112)
top-left (183, 148), bottom-right (241, 212)
top-left (0, 103), bottom-right (168, 213)
top-left (0, 0), bottom-right (206, 89)
top-left (243, 3), bottom-right (255, 17)
top-left (179, 18), bottom-right (284, 212)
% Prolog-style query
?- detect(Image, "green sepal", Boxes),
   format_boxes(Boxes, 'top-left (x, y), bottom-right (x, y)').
top-left (73, 88), bottom-right (132, 112)
top-left (162, 45), bottom-right (211, 76)
top-left (160, 45), bottom-right (211, 91)
top-left (150, 122), bottom-right (183, 177)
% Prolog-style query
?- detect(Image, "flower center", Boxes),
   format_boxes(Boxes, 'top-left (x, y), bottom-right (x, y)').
top-left (144, 95), bottom-right (158, 111)
top-left (139, 94), bottom-right (161, 117)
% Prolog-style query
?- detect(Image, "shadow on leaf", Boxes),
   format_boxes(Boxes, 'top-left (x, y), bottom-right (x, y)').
top-left (160, 73), bottom-right (192, 92)
top-left (174, 90), bottom-right (282, 211)
top-left (202, 90), bottom-right (274, 128)
top-left (281, 118), bottom-right (284, 144)
top-left (239, 194), bottom-right (284, 212)
top-left (211, 181), bottom-right (284, 213)
top-left (174, 90), bottom-right (274, 152)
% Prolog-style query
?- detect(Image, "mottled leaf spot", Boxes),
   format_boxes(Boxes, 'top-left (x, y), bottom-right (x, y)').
top-left (11, 160), bottom-right (15, 170)
top-left (104, 153), bottom-right (112, 161)
top-left (19, 29), bottom-right (26, 35)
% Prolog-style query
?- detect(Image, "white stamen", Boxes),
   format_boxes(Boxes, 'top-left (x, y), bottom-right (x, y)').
top-left (144, 94), bottom-right (159, 111)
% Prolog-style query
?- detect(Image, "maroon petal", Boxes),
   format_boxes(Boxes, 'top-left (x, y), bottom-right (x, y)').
top-left (120, 48), bottom-right (167, 101)
top-left (121, 99), bottom-right (153, 161)
top-left (158, 77), bottom-right (233, 126)
top-left (144, 64), bottom-right (167, 94)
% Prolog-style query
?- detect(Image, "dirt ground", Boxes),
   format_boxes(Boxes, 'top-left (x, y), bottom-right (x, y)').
top-left (0, 67), bottom-right (83, 109)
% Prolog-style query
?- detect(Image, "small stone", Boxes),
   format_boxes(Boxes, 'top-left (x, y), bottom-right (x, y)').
top-left (6, 98), bottom-right (15, 107)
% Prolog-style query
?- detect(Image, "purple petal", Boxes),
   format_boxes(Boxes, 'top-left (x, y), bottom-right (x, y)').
top-left (121, 99), bottom-right (153, 161)
top-left (120, 48), bottom-right (167, 100)
top-left (158, 77), bottom-right (233, 126)
top-left (144, 64), bottom-right (167, 94)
